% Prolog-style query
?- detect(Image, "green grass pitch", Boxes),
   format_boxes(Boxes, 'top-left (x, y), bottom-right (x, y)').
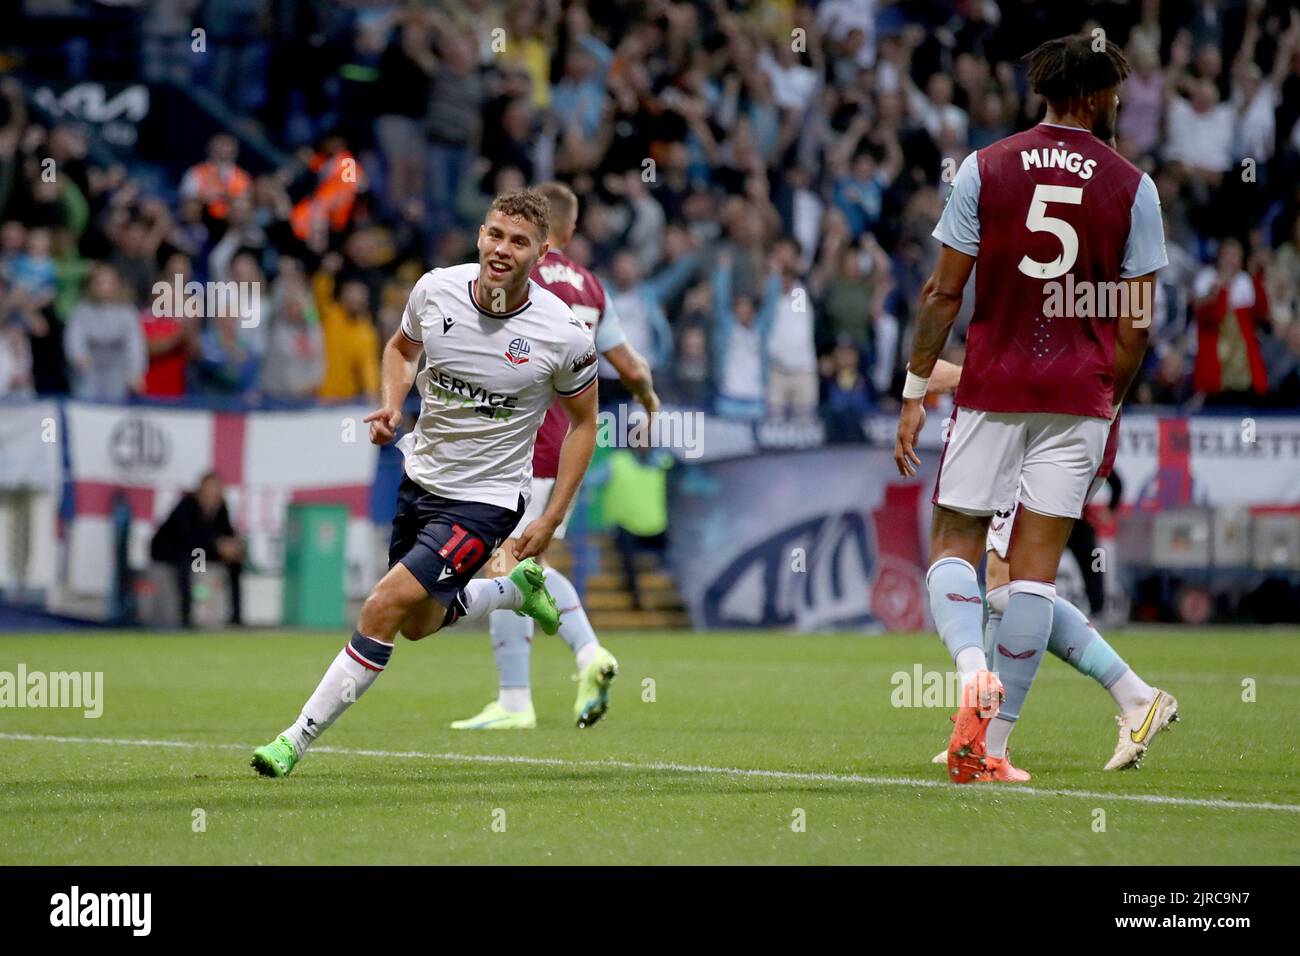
top-left (1, 628), bottom-right (1297, 865)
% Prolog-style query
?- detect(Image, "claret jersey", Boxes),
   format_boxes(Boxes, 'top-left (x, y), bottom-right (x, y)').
top-left (933, 123), bottom-right (1167, 419)
top-left (530, 248), bottom-right (626, 478)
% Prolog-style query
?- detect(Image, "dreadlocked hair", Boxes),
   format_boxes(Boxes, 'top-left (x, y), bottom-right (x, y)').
top-left (1024, 34), bottom-right (1131, 107)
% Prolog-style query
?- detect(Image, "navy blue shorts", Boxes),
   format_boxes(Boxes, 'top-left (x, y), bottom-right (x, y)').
top-left (388, 478), bottom-right (525, 603)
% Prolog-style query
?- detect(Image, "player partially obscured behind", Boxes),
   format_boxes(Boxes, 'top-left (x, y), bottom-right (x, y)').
top-left (250, 189), bottom-right (600, 777)
top-left (451, 181), bottom-right (661, 731)
top-left (925, 361), bottom-right (1179, 773)
top-left (894, 34), bottom-right (1167, 783)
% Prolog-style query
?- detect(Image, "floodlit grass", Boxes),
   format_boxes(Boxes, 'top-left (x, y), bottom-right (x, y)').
top-left (1, 628), bottom-right (1296, 865)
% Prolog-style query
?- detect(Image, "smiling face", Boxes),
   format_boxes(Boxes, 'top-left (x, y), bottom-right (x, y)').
top-left (476, 208), bottom-right (548, 308)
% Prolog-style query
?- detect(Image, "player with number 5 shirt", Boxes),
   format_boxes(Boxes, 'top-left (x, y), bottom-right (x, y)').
top-left (892, 34), bottom-right (1167, 784)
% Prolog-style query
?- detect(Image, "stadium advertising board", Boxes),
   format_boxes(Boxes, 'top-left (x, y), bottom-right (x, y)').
top-left (668, 446), bottom-right (938, 632)
top-left (668, 415), bottom-right (1300, 630)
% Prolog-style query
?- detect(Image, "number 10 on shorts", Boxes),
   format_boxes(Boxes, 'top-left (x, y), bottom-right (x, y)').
top-left (439, 524), bottom-right (486, 573)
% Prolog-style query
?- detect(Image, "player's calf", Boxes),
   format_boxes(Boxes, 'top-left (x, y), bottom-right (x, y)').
top-left (360, 564), bottom-right (436, 643)
top-left (984, 580), bottom-right (1055, 759)
top-left (981, 507), bottom-right (1072, 758)
top-left (250, 566), bottom-right (428, 777)
top-left (398, 599), bottom-right (441, 641)
top-left (926, 506), bottom-right (994, 684)
top-left (487, 540), bottom-right (521, 576)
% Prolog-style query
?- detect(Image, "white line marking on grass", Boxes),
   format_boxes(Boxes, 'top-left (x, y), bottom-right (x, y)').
top-left (1144, 672), bottom-right (1300, 687)
top-left (2, 732), bottom-right (1297, 814)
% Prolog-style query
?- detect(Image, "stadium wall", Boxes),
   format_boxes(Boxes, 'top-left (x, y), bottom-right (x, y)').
top-left (4, 399), bottom-right (1299, 628)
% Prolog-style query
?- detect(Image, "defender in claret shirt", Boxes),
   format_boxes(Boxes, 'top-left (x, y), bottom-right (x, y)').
top-left (893, 36), bottom-right (1168, 783)
top-left (250, 190), bottom-right (599, 778)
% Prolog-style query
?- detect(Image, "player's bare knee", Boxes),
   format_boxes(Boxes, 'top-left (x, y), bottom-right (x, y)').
top-left (399, 596), bottom-right (449, 641)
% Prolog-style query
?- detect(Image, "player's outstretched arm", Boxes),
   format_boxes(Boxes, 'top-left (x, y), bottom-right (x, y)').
top-left (364, 329), bottom-right (422, 445)
top-left (515, 382), bottom-right (599, 560)
top-left (1113, 272), bottom-right (1154, 411)
top-left (894, 245), bottom-right (975, 477)
top-left (603, 341), bottom-right (660, 413)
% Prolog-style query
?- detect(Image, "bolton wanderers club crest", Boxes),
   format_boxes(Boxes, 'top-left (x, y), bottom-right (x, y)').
top-left (505, 337), bottom-right (531, 365)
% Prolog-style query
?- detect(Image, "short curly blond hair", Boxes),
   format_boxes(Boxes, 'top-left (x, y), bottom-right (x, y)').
top-left (489, 188), bottom-right (550, 240)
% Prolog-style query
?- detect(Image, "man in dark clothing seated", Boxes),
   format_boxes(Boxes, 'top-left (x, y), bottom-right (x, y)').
top-left (150, 472), bottom-right (244, 627)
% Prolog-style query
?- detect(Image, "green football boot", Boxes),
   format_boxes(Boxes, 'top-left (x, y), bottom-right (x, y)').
top-left (450, 700), bottom-right (537, 730)
top-left (509, 557), bottom-right (559, 635)
top-left (574, 646), bottom-right (619, 728)
top-left (250, 734), bottom-right (299, 778)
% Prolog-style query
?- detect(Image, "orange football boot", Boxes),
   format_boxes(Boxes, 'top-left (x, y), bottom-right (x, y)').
top-left (978, 753), bottom-right (1031, 782)
top-left (946, 669), bottom-right (1004, 783)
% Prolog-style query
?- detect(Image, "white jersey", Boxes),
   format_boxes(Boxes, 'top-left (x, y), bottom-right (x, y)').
top-left (400, 263), bottom-right (598, 510)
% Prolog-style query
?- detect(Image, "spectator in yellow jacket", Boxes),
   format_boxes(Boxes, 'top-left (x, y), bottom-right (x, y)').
top-left (313, 254), bottom-right (379, 401)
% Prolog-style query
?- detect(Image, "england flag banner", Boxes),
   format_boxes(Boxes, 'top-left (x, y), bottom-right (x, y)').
top-left (63, 402), bottom-right (379, 601)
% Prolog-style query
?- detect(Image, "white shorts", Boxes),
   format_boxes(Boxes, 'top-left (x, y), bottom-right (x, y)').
top-left (985, 474), bottom-right (1109, 558)
top-left (934, 407), bottom-right (1109, 521)
top-left (508, 477), bottom-right (576, 540)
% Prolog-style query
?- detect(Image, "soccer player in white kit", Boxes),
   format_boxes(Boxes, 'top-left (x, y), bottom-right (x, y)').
top-left (250, 189), bottom-right (600, 777)
top-left (450, 181), bottom-right (661, 731)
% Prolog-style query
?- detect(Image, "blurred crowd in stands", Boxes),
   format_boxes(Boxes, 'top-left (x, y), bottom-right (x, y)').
top-left (4, 0), bottom-right (1300, 438)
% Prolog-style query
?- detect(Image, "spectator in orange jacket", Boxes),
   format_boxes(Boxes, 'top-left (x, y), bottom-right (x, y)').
top-left (179, 134), bottom-right (251, 223)
top-left (290, 134), bottom-right (364, 246)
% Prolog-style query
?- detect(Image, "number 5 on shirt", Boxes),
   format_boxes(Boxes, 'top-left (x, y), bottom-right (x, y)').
top-left (1018, 184), bottom-right (1083, 280)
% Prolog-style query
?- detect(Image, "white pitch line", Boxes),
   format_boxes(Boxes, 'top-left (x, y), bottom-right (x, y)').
top-left (1143, 672), bottom-right (1300, 687)
top-left (2, 731), bottom-right (1298, 814)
